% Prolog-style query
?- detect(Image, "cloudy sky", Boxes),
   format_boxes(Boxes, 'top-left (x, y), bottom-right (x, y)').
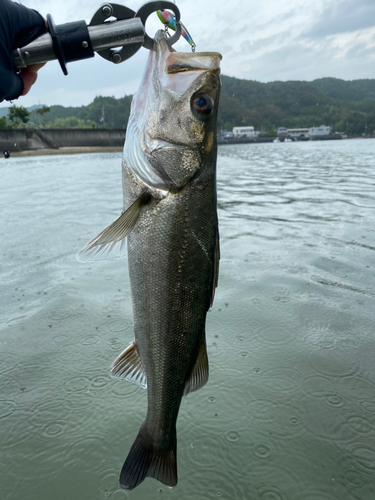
top-left (7, 0), bottom-right (375, 107)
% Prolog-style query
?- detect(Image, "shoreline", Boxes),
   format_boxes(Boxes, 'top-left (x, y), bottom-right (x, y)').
top-left (3, 136), bottom-right (374, 158)
top-left (7, 146), bottom-right (123, 157)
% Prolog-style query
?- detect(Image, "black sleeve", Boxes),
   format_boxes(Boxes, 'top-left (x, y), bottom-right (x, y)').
top-left (0, 0), bottom-right (45, 102)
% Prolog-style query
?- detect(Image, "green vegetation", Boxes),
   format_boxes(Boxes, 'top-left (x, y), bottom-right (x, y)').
top-left (44, 117), bottom-right (98, 129)
top-left (310, 78), bottom-right (375, 102)
top-left (36, 105), bottom-right (51, 126)
top-left (1, 78), bottom-right (375, 135)
top-left (217, 76), bottom-right (375, 135)
top-left (7, 104), bottom-right (30, 126)
top-left (28, 95), bottom-right (132, 129)
top-left (0, 116), bottom-right (8, 128)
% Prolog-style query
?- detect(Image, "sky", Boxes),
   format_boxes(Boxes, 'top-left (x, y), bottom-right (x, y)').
top-left (5, 0), bottom-right (375, 108)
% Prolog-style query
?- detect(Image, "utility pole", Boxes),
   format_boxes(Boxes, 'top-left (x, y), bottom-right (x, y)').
top-left (100, 106), bottom-right (105, 127)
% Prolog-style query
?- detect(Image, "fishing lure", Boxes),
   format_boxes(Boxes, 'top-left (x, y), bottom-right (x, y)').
top-left (157, 9), bottom-right (196, 52)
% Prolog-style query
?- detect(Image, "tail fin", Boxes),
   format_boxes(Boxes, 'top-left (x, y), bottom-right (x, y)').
top-left (119, 425), bottom-right (177, 490)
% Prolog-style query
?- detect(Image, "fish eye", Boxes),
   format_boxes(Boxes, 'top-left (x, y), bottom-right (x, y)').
top-left (191, 93), bottom-right (214, 119)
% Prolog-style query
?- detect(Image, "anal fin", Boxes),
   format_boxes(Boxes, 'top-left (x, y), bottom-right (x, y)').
top-left (110, 342), bottom-right (147, 389)
top-left (183, 333), bottom-right (209, 396)
top-left (210, 223), bottom-right (220, 307)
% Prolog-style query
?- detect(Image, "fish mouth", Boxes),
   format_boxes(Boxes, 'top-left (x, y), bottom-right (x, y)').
top-left (143, 133), bottom-right (185, 154)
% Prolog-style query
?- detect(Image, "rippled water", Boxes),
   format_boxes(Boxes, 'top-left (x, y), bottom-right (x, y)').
top-left (1, 139), bottom-right (375, 499)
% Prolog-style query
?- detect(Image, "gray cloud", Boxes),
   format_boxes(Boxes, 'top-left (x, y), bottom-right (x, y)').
top-left (255, 9), bottom-right (299, 32)
top-left (304, 0), bottom-right (375, 38)
top-left (240, 34), bottom-right (279, 53)
top-left (346, 41), bottom-right (375, 59)
top-left (222, 31), bottom-right (295, 61)
top-left (235, 39), bottom-right (375, 83)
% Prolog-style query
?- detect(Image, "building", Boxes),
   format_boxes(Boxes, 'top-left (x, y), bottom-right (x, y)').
top-left (277, 127), bottom-right (288, 138)
top-left (223, 131), bottom-right (234, 139)
top-left (287, 128), bottom-right (309, 139)
top-left (232, 126), bottom-right (255, 138)
top-left (308, 125), bottom-right (330, 137)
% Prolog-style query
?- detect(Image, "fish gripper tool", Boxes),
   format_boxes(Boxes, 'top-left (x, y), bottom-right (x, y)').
top-left (12, 1), bottom-right (181, 76)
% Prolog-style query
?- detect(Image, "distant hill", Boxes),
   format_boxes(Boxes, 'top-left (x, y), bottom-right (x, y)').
top-left (218, 76), bottom-right (375, 134)
top-left (310, 78), bottom-right (375, 102)
top-left (1, 77), bottom-right (375, 135)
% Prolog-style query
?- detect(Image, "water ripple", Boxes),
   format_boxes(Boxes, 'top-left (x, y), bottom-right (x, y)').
top-left (247, 399), bottom-right (279, 421)
top-left (187, 435), bottom-right (225, 468)
top-left (308, 347), bottom-right (359, 378)
top-left (251, 442), bottom-right (272, 460)
top-left (38, 419), bottom-right (69, 440)
top-left (0, 400), bottom-right (18, 419)
top-left (254, 322), bottom-right (297, 345)
top-left (252, 368), bottom-right (301, 393)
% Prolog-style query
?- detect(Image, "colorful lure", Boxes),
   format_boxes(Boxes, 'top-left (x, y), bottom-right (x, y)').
top-left (157, 9), bottom-right (196, 51)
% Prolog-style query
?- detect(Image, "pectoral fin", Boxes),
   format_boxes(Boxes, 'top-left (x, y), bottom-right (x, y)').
top-left (76, 193), bottom-right (150, 262)
top-left (184, 333), bottom-right (209, 396)
top-left (110, 342), bottom-right (147, 389)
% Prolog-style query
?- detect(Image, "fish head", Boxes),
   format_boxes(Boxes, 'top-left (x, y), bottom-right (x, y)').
top-left (123, 30), bottom-right (222, 193)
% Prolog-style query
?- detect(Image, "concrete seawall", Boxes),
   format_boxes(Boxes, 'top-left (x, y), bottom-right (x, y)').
top-left (0, 128), bottom-right (125, 152)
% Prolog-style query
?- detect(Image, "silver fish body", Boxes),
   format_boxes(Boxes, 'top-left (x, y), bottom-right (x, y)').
top-left (78, 30), bottom-right (221, 490)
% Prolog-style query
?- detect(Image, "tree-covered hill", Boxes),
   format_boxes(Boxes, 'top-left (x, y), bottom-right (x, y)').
top-left (1, 77), bottom-right (375, 135)
top-left (310, 78), bottom-right (375, 103)
top-left (218, 76), bottom-right (375, 134)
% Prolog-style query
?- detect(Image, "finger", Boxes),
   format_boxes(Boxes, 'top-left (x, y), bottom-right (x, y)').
top-left (26, 62), bottom-right (46, 73)
top-left (20, 69), bottom-right (38, 96)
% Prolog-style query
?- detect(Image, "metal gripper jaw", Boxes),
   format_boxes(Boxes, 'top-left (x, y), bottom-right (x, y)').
top-left (12, 1), bottom-right (181, 75)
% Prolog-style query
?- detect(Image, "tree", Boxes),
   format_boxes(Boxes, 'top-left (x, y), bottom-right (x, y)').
top-left (36, 105), bottom-right (51, 127)
top-left (8, 104), bottom-right (30, 126)
top-left (0, 116), bottom-right (8, 129)
top-left (45, 116), bottom-right (98, 129)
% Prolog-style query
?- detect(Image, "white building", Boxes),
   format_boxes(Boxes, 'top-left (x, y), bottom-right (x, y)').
top-left (287, 128), bottom-right (309, 139)
top-left (232, 126), bottom-right (255, 138)
top-left (277, 127), bottom-right (288, 137)
top-left (308, 125), bottom-right (330, 137)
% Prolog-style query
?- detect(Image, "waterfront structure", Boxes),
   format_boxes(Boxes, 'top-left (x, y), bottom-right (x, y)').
top-left (232, 126), bottom-right (255, 138)
top-left (309, 125), bottom-right (330, 137)
top-left (277, 127), bottom-right (288, 138)
top-left (223, 131), bottom-right (234, 139)
top-left (287, 128), bottom-right (309, 139)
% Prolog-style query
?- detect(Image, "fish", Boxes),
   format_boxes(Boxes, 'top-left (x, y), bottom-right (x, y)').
top-left (77, 30), bottom-right (222, 490)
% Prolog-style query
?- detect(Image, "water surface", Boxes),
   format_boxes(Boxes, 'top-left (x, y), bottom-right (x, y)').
top-left (1, 139), bottom-right (375, 499)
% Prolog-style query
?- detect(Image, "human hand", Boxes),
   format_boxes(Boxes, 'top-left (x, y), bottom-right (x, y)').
top-left (0, 0), bottom-right (46, 102)
top-left (20, 62), bottom-right (46, 96)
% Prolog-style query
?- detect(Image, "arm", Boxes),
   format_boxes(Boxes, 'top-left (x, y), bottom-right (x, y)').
top-left (0, 0), bottom-right (46, 102)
